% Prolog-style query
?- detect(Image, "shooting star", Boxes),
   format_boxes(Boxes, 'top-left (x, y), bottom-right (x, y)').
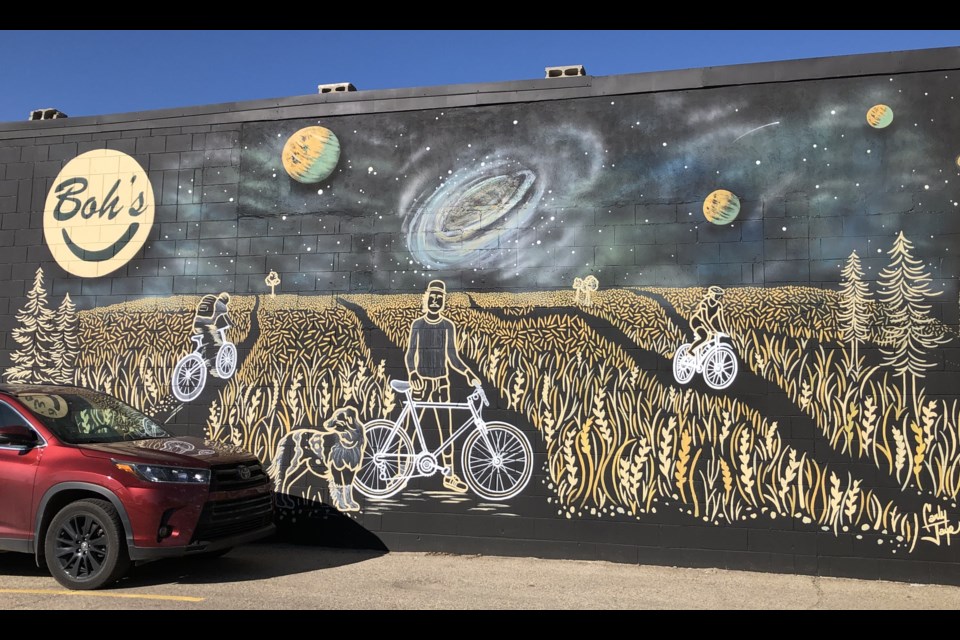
top-left (733, 121), bottom-right (780, 143)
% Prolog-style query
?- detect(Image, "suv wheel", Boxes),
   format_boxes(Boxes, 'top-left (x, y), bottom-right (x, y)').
top-left (44, 499), bottom-right (131, 590)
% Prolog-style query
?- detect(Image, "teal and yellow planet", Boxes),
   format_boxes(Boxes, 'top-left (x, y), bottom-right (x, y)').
top-left (866, 104), bottom-right (893, 129)
top-left (703, 189), bottom-right (740, 225)
top-left (282, 126), bottom-right (341, 184)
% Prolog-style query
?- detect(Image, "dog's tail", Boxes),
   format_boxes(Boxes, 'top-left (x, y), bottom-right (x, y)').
top-left (267, 434), bottom-right (295, 485)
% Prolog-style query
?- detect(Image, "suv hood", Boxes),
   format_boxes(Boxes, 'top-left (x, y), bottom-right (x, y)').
top-left (77, 436), bottom-right (257, 467)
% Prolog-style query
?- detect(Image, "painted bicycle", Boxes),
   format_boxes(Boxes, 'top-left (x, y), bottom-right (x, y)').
top-left (170, 325), bottom-right (237, 403)
top-left (355, 381), bottom-right (533, 501)
top-left (672, 331), bottom-right (739, 391)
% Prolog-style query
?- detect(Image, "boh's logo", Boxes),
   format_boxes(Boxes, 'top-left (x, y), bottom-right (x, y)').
top-left (43, 149), bottom-right (155, 278)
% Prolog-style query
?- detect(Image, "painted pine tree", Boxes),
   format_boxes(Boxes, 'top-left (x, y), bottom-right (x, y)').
top-left (5, 267), bottom-right (57, 383)
top-left (52, 293), bottom-right (80, 384)
top-left (839, 250), bottom-right (871, 375)
top-left (877, 231), bottom-right (948, 406)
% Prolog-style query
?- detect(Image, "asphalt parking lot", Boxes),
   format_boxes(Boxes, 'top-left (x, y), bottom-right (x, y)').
top-left (0, 543), bottom-right (957, 609)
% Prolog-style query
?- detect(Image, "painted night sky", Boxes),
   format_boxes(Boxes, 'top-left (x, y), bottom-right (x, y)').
top-left (239, 70), bottom-right (960, 302)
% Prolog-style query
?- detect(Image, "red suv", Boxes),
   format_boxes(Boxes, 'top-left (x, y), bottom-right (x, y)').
top-left (0, 384), bottom-right (275, 590)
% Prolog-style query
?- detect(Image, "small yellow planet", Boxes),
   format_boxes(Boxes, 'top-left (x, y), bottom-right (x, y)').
top-left (955, 154), bottom-right (960, 170)
top-left (703, 189), bottom-right (741, 225)
top-left (282, 126), bottom-right (341, 184)
top-left (866, 104), bottom-right (894, 129)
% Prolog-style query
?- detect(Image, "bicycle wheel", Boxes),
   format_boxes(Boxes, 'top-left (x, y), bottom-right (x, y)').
top-left (462, 422), bottom-right (533, 501)
top-left (672, 343), bottom-right (696, 385)
top-left (354, 420), bottom-right (414, 499)
top-left (215, 342), bottom-right (238, 379)
top-left (703, 345), bottom-right (738, 390)
top-left (172, 352), bottom-right (207, 402)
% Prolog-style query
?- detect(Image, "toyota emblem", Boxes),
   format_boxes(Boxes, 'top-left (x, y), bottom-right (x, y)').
top-left (238, 466), bottom-right (251, 480)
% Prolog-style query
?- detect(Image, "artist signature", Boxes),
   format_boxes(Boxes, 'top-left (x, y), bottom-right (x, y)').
top-left (921, 503), bottom-right (960, 546)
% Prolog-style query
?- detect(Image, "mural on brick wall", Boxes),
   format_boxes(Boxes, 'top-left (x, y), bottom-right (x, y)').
top-left (6, 70), bottom-right (960, 559)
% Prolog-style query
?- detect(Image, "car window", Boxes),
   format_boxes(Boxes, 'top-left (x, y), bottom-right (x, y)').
top-left (0, 402), bottom-right (30, 428)
top-left (16, 390), bottom-right (169, 444)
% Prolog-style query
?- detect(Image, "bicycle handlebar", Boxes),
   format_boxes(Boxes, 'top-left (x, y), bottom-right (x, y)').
top-left (472, 385), bottom-right (489, 407)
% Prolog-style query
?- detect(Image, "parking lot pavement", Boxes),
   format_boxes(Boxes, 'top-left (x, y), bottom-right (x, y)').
top-left (0, 543), bottom-right (957, 609)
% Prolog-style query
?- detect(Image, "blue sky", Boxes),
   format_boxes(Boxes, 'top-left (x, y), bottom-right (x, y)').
top-left (1, 30), bottom-right (958, 123)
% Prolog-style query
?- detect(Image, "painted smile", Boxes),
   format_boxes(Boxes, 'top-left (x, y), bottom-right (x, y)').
top-left (62, 223), bottom-right (139, 262)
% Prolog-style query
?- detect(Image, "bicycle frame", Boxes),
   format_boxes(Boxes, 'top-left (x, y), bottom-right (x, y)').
top-left (382, 388), bottom-right (493, 475)
top-left (189, 325), bottom-right (231, 351)
top-left (692, 332), bottom-right (729, 368)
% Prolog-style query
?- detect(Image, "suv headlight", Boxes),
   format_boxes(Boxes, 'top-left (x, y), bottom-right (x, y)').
top-left (114, 460), bottom-right (210, 484)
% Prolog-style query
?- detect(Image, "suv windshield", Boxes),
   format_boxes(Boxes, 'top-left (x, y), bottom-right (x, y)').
top-left (15, 389), bottom-right (170, 444)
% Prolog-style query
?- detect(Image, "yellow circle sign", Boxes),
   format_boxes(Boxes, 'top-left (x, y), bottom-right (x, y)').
top-left (43, 149), bottom-right (155, 278)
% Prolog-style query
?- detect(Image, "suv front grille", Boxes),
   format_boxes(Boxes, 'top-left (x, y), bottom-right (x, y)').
top-left (209, 461), bottom-right (268, 491)
top-left (192, 493), bottom-right (274, 542)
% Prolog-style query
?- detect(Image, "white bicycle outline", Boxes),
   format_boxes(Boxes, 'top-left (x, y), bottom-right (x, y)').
top-left (171, 325), bottom-right (238, 403)
top-left (672, 331), bottom-right (739, 391)
top-left (355, 381), bottom-right (534, 501)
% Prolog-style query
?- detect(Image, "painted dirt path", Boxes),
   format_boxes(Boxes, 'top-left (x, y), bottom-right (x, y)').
top-left (624, 288), bottom-right (957, 516)
top-left (467, 292), bottom-right (948, 543)
top-left (162, 294), bottom-right (262, 433)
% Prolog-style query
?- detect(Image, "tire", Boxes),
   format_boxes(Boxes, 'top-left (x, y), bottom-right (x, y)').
top-left (354, 420), bottom-right (414, 499)
top-left (44, 499), bottom-right (130, 590)
top-left (703, 345), bottom-right (738, 390)
top-left (172, 352), bottom-right (207, 402)
top-left (462, 422), bottom-right (533, 501)
top-left (672, 343), bottom-right (696, 385)
top-left (215, 342), bottom-right (238, 379)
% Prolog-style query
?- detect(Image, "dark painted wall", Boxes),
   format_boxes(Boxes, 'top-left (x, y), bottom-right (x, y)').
top-left (3, 50), bottom-right (960, 584)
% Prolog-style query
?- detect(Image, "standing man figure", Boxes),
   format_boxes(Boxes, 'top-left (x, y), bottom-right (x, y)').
top-left (405, 280), bottom-right (481, 493)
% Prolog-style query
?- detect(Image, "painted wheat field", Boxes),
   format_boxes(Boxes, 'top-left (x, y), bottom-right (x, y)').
top-left (74, 295), bottom-right (256, 417)
top-left (14, 282), bottom-right (960, 555)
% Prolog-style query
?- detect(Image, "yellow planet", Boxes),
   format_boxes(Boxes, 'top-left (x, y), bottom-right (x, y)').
top-left (281, 126), bottom-right (341, 184)
top-left (703, 189), bottom-right (741, 225)
top-left (955, 154), bottom-right (960, 170)
top-left (866, 104), bottom-right (893, 129)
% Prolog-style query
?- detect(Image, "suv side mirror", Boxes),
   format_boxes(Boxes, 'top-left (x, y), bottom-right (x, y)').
top-left (0, 425), bottom-right (39, 448)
